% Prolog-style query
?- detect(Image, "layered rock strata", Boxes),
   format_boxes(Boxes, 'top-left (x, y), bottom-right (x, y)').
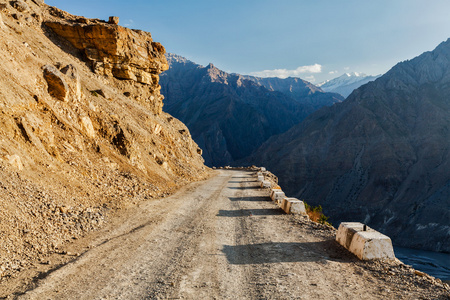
top-left (44, 9), bottom-right (168, 114)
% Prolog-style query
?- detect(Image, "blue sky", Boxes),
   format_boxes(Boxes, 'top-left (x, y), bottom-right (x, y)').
top-left (46, 0), bottom-right (450, 83)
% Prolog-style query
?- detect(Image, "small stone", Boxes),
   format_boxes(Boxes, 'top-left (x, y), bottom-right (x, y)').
top-left (12, 0), bottom-right (28, 12)
top-left (6, 154), bottom-right (24, 170)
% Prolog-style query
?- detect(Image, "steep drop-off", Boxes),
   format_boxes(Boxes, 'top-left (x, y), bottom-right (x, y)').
top-left (0, 1), bottom-right (207, 279)
top-left (248, 39), bottom-right (450, 252)
top-left (160, 54), bottom-right (343, 166)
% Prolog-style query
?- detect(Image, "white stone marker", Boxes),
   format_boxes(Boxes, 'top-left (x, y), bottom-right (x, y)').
top-left (260, 181), bottom-right (271, 188)
top-left (257, 175), bottom-right (264, 182)
top-left (270, 190), bottom-right (285, 203)
top-left (281, 198), bottom-right (307, 215)
top-left (260, 167), bottom-right (266, 172)
top-left (336, 222), bottom-right (395, 260)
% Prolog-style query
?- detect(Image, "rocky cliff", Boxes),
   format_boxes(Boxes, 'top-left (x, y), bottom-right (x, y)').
top-left (242, 76), bottom-right (343, 110)
top-left (0, 1), bottom-right (207, 279)
top-left (160, 54), bottom-right (343, 166)
top-left (247, 39), bottom-right (450, 252)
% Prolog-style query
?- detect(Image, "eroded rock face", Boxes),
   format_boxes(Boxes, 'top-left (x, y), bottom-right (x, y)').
top-left (44, 21), bottom-right (168, 85)
top-left (44, 18), bottom-right (168, 114)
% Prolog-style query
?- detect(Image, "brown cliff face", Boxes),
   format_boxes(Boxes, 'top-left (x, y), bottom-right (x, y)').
top-left (44, 7), bottom-right (168, 114)
top-left (0, 1), bottom-right (207, 280)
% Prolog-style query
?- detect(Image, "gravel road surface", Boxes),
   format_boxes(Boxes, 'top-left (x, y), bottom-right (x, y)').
top-left (15, 170), bottom-right (450, 299)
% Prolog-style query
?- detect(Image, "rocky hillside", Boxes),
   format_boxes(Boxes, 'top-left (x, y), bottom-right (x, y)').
top-left (0, 1), bottom-right (207, 279)
top-left (318, 72), bottom-right (381, 98)
top-left (242, 76), bottom-right (343, 110)
top-left (160, 54), bottom-right (343, 166)
top-left (247, 39), bottom-right (450, 252)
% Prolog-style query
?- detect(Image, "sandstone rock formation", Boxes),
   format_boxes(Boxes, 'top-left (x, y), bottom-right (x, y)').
top-left (44, 7), bottom-right (168, 114)
top-left (248, 39), bottom-right (450, 252)
top-left (0, 1), bottom-right (207, 281)
top-left (160, 54), bottom-right (343, 166)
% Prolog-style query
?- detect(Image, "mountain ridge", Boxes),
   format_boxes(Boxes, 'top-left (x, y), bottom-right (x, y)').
top-left (246, 38), bottom-right (450, 252)
top-left (161, 53), bottom-right (343, 166)
top-left (318, 72), bottom-right (381, 98)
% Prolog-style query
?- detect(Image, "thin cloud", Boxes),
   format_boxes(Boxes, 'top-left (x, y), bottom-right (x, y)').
top-left (304, 75), bottom-right (316, 82)
top-left (329, 70), bottom-right (338, 74)
top-left (249, 64), bottom-right (322, 79)
top-left (124, 19), bottom-right (134, 27)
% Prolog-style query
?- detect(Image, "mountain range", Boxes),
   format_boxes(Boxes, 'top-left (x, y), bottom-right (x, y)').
top-left (318, 72), bottom-right (381, 98)
top-left (160, 54), bottom-right (343, 166)
top-left (246, 39), bottom-right (450, 252)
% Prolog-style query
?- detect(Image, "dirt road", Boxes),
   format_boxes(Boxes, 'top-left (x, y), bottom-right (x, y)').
top-left (13, 170), bottom-right (449, 299)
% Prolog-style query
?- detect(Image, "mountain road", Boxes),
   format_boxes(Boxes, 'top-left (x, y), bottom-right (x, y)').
top-left (15, 170), bottom-right (449, 299)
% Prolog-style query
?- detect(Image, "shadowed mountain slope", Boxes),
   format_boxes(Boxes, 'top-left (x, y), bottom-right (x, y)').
top-left (247, 39), bottom-right (450, 252)
top-left (160, 54), bottom-right (343, 166)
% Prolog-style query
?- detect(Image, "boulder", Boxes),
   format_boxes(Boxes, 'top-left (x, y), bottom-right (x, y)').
top-left (108, 16), bottom-right (119, 25)
top-left (43, 65), bottom-right (68, 101)
top-left (12, 0), bottom-right (28, 12)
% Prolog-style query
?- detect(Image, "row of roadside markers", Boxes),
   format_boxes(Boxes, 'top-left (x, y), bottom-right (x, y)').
top-left (257, 169), bottom-right (396, 261)
top-left (257, 171), bottom-right (307, 216)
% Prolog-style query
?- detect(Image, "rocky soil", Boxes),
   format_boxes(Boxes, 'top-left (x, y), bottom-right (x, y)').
top-left (1, 170), bottom-right (448, 299)
top-left (0, 0), bottom-right (208, 282)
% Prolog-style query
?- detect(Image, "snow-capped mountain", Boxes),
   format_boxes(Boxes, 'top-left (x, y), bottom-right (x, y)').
top-left (318, 72), bottom-right (381, 98)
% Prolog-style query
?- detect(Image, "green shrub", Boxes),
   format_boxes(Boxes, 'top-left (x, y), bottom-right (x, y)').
top-left (303, 201), bottom-right (331, 226)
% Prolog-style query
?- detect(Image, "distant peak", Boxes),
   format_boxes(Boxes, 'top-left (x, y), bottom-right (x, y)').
top-left (343, 72), bottom-right (366, 77)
